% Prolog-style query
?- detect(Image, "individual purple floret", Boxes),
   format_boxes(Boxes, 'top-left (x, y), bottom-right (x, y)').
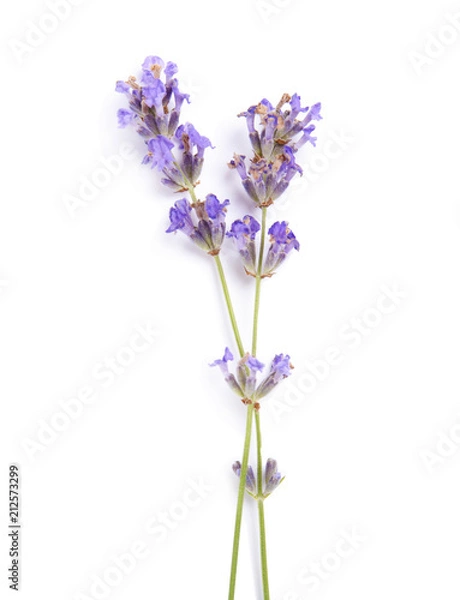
top-left (173, 123), bottom-right (214, 189)
top-left (116, 56), bottom-right (212, 191)
top-left (227, 215), bottom-right (261, 275)
top-left (166, 194), bottom-right (229, 255)
top-left (142, 136), bottom-right (175, 171)
top-left (230, 94), bottom-right (321, 206)
top-left (211, 350), bottom-right (293, 402)
top-left (263, 221), bottom-right (300, 276)
top-left (253, 354), bottom-right (294, 400)
top-left (232, 461), bottom-right (257, 497)
top-left (263, 458), bottom-right (285, 497)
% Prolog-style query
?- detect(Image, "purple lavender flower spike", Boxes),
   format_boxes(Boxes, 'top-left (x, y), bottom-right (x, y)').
top-left (232, 461), bottom-right (257, 496)
top-left (227, 215), bottom-right (261, 275)
top-left (231, 93), bottom-right (321, 206)
top-left (254, 353), bottom-right (293, 400)
top-left (116, 56), bottom-right (210, 192)
top-left (263, 221), bottom-right (300, 276)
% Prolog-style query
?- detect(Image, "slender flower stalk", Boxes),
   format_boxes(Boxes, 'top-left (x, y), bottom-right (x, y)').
top-left (255, 411), bottom-right (270, 600)
top-left (251, 205), bottom-right (271, 599)
top-left (228, 403), bottom-right (254, 600)
top-left (252, 206), bottom-right (267, 357)
top-left (213, 257), bottom-right (254, 599)
top-left (214, 255), bottom-right (245, 358)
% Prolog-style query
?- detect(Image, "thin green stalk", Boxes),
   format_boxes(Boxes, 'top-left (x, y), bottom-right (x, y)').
top-left (214, 254), bottom-right (245, 358)
top-left (187, 182), bottom-right (199, 204)
top-left (252, 207), bottom-right (267, 356)
top-left (212, 253), bottom-right (250, 599)
top-left (184, 175), bottom-right (244, 357)
top-left (252, 206), bottom-right (271, 599)
top-left (255, 411), bottom-right (270, 599)
top-left (228, 403), bottom-right (254, 600)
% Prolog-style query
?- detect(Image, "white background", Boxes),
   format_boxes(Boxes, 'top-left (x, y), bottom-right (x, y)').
top-left (1, 0), bottom-right (460, 599)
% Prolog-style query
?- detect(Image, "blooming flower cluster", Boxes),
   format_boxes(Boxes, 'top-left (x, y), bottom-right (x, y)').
top-left (227, 217), bottom-right (299, 276)
top-left (210, 348), bottom-right (293, 402)
top-left (166, 194), bottom-right (229, 255)
top-left (232, 458), bottom-right (284, 499)
top-left (116, 56), bottom-right (213, 192)
top-left (229, 94), bottom-right (321, 207)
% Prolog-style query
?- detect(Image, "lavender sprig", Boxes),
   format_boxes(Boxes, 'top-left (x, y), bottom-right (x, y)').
top-left (115, 56), bottom-right (321, 600)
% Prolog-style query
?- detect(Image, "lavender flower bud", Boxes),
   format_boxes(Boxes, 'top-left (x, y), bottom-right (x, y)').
top-left (264, 458), bottom-right (285, 497)
top-left (232, 461), bottom-right (257, 496)
top-left (227, 215), bottom-right (261, 275)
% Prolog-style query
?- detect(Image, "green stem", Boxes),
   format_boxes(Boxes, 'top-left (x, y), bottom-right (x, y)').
top-left (252, 207), bottom-right (267, 356)
top-left (252, 206), bottom-right (271, 599)
top-left (255, 411), bottom-right (270, 599)
top-left (187, 183), bottom-right (199, 204)
top-left (214, 254), bottom-right (245, 358)
top-left (178, 165), bottom-right (256, 597)
top-left (228, 403), bottom-right (254, 600)
top-left (212, 253), bottom-right (250, 599)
